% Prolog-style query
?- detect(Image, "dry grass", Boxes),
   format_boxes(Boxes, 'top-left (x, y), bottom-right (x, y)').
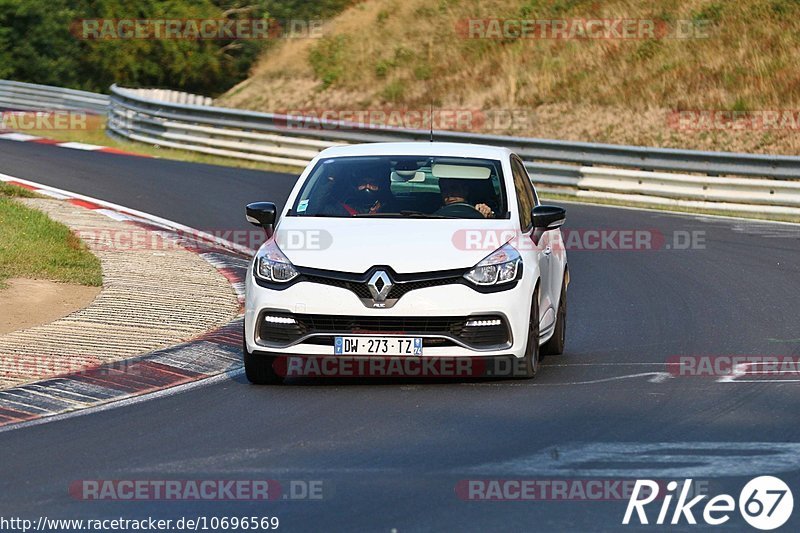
top-left (219, 0), bottom-right (800, 155)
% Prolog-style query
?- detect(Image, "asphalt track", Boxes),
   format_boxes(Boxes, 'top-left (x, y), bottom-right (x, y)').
top-left (1, 139), bottom-right (799, 531)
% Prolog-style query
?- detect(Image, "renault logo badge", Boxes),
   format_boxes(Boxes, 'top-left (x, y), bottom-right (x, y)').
top-left (367, 271), bottom-right (393, 302)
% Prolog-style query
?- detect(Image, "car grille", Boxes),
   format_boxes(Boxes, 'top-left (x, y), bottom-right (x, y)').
top-left (304, 276), bottom-right (372, 299)
top-left (304, 275), bottom-right (460, 300)
top-left (257, 313), bottom-right (510, 349)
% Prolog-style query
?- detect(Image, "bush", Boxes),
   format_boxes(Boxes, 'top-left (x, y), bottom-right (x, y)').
top-left (309, 34), bottom-right (350, 88)
top-left (0, 0), bottom-right (355, 95)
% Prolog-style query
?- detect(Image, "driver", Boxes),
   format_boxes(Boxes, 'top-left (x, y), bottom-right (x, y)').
top-left (318, 166), bottom-right (393, 216)
top-left (435, 178), bottom-right (494, 218)
top-left (347, 174), bottom-right (388, 215)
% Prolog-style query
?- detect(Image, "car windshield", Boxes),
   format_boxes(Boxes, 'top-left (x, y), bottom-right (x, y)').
top-left (291, 155), bottom-right (508, 219)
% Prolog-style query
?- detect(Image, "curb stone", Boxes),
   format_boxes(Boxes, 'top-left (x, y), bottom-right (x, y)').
top-left (0, 178), bottom-right (252, 429)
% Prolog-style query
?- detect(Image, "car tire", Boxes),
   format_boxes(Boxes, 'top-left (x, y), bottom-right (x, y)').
top-left (520, 290), bottom-right (541, 379)
top-left (243, 326), bottom-right (283, 385)
top-left (542, 273), bottom-right (567, 356)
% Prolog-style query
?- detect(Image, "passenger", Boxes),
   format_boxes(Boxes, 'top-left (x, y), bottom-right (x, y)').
top-left (434, 178), bottom-right (494, 218)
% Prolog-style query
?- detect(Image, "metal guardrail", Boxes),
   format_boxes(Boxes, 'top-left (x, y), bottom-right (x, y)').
top-left (107, 84), bottom-right (800, 178)
top-left (578, 167), bottom-right (800, 216)
top-left (0, 80), bottom-right (109, 114)
top-left (106, 84), bottom-right (800, 214)
top-left (1, 80), bottom-right (799, 216)
top-left (116, 88), bottom-right (213, 106)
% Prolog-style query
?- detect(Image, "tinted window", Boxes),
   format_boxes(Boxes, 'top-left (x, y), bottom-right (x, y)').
top-left (291, 156), bottom-right (508, 219)
top-left (511, 156), bottom-right (535, 230)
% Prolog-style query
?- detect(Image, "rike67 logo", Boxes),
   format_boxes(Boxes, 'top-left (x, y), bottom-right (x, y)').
top-left (623, 476), bottom-right (793, 530)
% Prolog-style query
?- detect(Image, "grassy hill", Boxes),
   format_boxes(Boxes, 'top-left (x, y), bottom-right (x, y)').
top-left (218, 0), bottom-right (800, 155)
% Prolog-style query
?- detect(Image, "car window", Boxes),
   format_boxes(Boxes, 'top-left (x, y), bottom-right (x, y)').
top-left (291, 156), bottom-right (508, 219)
top-left (510, 156), bottom-right (535, 230)
top-left (517, 158), bottom-right (540, 206)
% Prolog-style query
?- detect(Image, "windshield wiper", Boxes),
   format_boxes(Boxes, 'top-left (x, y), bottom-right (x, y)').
top-left (352, 211), bottom-right (454, 219)
top-left (400, 210), bottom-right (448, 218)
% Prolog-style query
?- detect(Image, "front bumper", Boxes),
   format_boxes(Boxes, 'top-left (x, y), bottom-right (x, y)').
top-left (244, 266), bottom-right (534, 359)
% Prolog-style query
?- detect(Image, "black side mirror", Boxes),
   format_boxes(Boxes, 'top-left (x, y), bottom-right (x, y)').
top-left (246, 202), bottom-right (277, 234)
top-left (532, 205), bottom-right (566, 230)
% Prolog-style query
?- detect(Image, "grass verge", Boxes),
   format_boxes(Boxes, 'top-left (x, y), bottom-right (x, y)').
top-left (0, 183), bottom-right (103, 289)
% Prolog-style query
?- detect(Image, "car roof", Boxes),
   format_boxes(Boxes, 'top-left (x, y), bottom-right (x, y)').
top-left (317, 142), bottom-right (513, 160)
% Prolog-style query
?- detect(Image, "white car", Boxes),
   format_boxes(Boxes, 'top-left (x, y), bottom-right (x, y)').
top-left (243, 142), bottom-right (568, 383)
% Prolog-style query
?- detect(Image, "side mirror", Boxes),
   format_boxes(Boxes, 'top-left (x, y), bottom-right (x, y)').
top-left (532, 205), bottom-right (566, 230)
top-left (246, 202), bottom-right (277, 234)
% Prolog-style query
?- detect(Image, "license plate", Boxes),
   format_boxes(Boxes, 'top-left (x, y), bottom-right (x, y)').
top-left (334, 336), bottom-right (422, 356)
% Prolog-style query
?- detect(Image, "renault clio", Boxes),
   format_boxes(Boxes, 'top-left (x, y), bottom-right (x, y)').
top-left (243, 142), bottom-right (568, 383)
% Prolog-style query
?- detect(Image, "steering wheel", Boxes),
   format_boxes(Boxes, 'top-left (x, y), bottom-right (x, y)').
top-left (434, 202), bottom-right (484, 219)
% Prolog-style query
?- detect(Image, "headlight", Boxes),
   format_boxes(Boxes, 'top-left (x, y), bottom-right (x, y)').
top-left (464, 243), bottom-right (521, 286)
top-left (254, 240), bottom-right (299, 283)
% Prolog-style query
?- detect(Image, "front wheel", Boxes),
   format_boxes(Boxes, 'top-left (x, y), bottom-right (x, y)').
top-left (520, 292), bottom-right (541, 379)
top-left (542, 274), bottom-right (567, 356)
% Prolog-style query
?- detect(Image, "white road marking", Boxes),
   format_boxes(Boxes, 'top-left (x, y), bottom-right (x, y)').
top-left (95, 208), bottom-right (130, 221)
top-left (36, 189), bottom-right (71, 200)
top-left (0, 132), bottom-right (41, 141)
top-left (727, 379), bottom-right (800, 383)
top-left (57, 142), bottom-right (104, 151)
top-left (718, 361), bottom-right (800, 383)
top-left (546, 362), bottom-right (670, 367)
top-left (0, 368), bottom-right (243, 435)
top-left (475, 372), bottom-right (673, 386)
top-left (468, 442), bottom-right (800, 478)
top-left (552, 372), bottom-right (673, 385)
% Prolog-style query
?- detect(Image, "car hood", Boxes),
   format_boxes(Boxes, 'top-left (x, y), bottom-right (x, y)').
top-left (273, 217), bottom-right (520, 274)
